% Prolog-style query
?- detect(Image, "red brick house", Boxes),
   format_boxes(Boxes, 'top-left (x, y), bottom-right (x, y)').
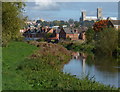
top-left (48, 28), bottom-right (80, 40)
top-left (23, 28), bottom-right (47, 40)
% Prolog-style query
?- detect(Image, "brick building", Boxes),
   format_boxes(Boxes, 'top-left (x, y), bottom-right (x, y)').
top-left (48, 28), bottom-right (80, 41)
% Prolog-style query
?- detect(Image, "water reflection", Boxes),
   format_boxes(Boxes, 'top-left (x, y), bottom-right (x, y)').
top-left (63, 52), bottom-right (119, 88)
top-left (94, 55), bottom-right (118, 73)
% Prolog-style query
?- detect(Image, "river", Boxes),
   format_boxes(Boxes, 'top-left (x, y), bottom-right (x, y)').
top-left (63, 52), bottom-right (119, 88)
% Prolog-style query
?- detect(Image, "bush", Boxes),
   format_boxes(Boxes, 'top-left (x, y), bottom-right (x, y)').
top-left (59, 41), bottom-right (94, 52)
top-left (82, 43), bottom-right (95, 52)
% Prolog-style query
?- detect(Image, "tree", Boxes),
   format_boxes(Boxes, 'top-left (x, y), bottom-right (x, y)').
top-left (74, 21), bottom-right (80, 28)
top-left (2, 2), bottom-right (26, 46)
top-left (68, 19), bottom-right (74, 24)
top-left (53, 20), bottom-right (61, 26)
top-left (93, 20), bottom-right (109, 32)
top-left (85, 27), bottom-right (95, 44)
top-left (95, 28), bottom-right (118, 56)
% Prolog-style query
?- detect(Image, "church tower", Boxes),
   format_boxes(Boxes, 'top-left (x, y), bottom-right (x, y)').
top-left (80, 11), bottom-right (86, 21)
top-left (97, 8), bottom-right (102, 20)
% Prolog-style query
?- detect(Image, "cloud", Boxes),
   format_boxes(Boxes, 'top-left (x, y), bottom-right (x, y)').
top-left (33, 0), bottom-right (60, 11)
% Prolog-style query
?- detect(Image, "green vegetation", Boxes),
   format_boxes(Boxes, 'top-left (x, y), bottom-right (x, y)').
top-left (59, 41), bottom-right (94, 53)
top-left (17, 59), bottom-right (116, 90)
top-left (85, 27), bottom-right (95, 44)
top-left (59, 27), bottom-right (119, 63)
top-left (68, 19), bottom-right (74, 24)
top-left (57, 27), bottom-right (119, 76)
top-left (45, 33), bottom-right (53, 39)
top-left (2, 41), bottom-right (38, 89)
top-left (2, 2), bottom-right (26, 46)
top-left (38, 20), bottom-right (69, 27)
top-left (2, 2), bottom-right (119, 90)
top-left (95, 28), bottom-right (118, 56)
top-left (36, 18), bottom-right (80, 28)
top-left (2, 41), bottom-right (117, 90)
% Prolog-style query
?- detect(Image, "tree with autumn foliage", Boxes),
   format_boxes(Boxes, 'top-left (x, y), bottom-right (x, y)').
top-left (93, 20), bottom-right (109, 32)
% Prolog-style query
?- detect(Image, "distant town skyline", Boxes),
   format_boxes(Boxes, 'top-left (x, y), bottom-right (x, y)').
top-left (24, 2), bottom-right (118, 21)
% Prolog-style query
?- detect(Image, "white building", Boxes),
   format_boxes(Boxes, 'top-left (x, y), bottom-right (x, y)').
top-left (80, 8), bottom-right (117, 22)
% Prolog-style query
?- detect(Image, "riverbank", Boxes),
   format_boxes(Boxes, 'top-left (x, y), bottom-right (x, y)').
top-left (58, 40), bottom-right (94, 55)
top-left (2, 41), bottom-right (118, 90)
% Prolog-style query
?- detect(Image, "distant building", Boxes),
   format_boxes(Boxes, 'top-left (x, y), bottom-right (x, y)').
top-left (23, 27), bottom-right (47, 40)
top-left (59, 28), bottom-right (79, 40)
top-left (80, 11), bottom-right (86, 21)
top-left (48, 28), bottom-right (80, 41)
top-left (80, 8), bottom-right (117, 23)
top-left (97, 8), bottom-right (103, 20)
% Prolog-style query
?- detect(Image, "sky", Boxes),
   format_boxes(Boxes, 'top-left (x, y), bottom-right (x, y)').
top-left (24, 1), bottom-right (119, 21)
top-left (3, 0), bottom-right (119, 2)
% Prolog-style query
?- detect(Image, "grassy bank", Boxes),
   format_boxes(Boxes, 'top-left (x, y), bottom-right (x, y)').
top-left (2, 41), bottom-right (39, 90)
top-left (2, 41), bottom-right (117, 90)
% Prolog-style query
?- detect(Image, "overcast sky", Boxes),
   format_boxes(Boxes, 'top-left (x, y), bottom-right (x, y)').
top-left (24, 2), bottom-right (118, 21)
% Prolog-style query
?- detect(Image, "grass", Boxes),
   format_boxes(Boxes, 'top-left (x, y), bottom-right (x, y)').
top-left (2, 41), bottom-right (38, 90)
top-left (2, 41), bottom-right (118, 90)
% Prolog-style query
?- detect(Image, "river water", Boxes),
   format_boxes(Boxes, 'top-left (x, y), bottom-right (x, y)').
top-left (63, 52), bottom-right (119, 88)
